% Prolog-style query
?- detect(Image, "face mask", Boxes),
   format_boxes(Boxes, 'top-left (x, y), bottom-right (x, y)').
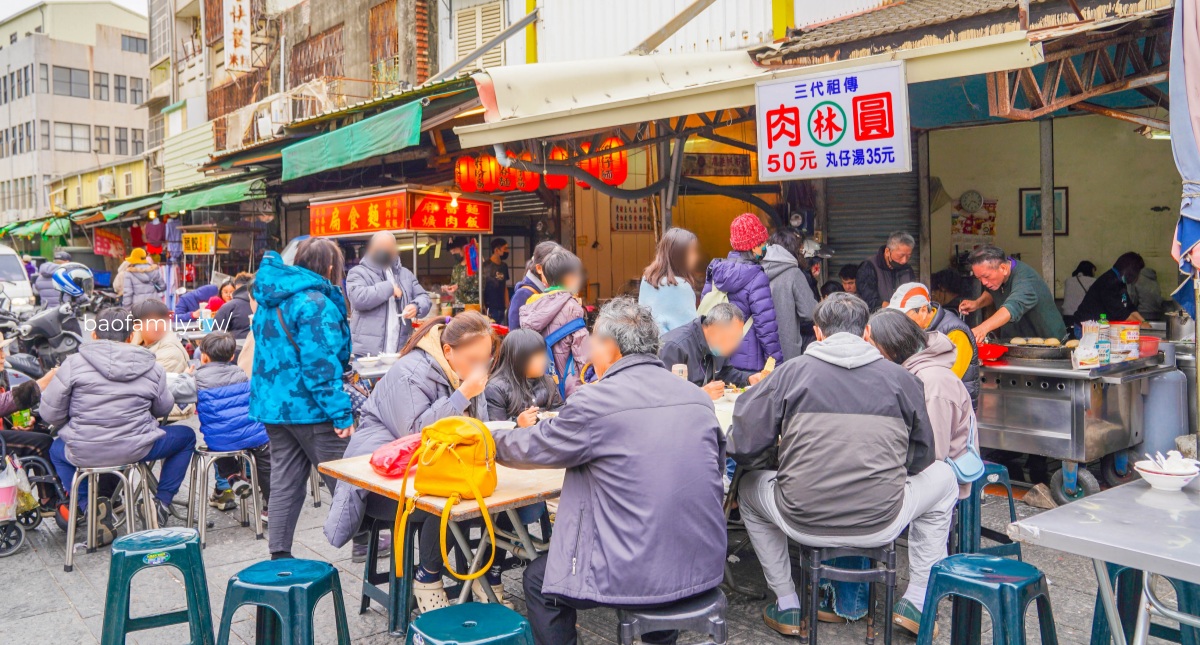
top-left (500, 251), bottom-right (510, 261)
top-left (370, 251), bottom-right (394, 266)
top-left (708, 345), bottom-right (724, 357)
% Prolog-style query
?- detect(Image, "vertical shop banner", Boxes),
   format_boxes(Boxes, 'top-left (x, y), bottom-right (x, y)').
top-left (93, 229), bottom-right (126, 259)
top-left (223, 0), bottom-right (253, 72)
top-left (755, 61), bottom-right (911, 181)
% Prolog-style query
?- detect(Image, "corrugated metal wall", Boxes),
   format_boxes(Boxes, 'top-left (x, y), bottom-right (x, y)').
top-left (163, 123), bottom-right (215, 190)
top-left (825, 160), bottom-right (920, 278)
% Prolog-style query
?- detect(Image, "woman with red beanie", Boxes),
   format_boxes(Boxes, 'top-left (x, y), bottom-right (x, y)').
top-left (701, 213), bottom-right (784, 372)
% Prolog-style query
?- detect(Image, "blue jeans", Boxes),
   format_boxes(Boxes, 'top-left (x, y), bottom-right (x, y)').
top-left (50, 425), bottom-right (197, 509)
top-left (824, 558), bottom-right (871, 620)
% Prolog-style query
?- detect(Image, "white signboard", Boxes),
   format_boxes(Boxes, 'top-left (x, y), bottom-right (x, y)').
top-left (755, 61), bottom-right (911, 181)
top-left (223, 0), bottom-right (253, 72)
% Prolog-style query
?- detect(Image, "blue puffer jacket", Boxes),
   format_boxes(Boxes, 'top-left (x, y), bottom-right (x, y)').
top-left (701, 253), bottom-right (784, 372)
top-left (249, 251), bottom-right (353, 429)
top-left (197, 361), bottom-right (267, 451)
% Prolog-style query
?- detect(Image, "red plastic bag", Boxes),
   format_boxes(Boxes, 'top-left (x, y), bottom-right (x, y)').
top-left (369, 434), bottom-right (423, 478)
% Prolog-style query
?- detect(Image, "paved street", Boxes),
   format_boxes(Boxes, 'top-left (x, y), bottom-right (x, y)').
top-left (1, 472), bottom-right (1151, 645)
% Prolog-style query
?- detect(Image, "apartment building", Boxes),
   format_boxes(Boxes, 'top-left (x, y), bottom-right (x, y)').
top-left (0, 0), bottom-right (149, 222)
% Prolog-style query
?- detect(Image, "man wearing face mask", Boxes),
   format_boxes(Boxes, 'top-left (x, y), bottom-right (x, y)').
top-left (482, 238), bottom-right (511, 323)
top-left (855, 231), bottom-right (917, 311)
top-left (658, 303), bottom-right (765, 400)
top-left (346, 232), bottom-right (433, 356)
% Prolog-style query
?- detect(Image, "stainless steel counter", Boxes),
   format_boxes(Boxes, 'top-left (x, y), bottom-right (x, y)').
top-left (981, 355), bottom-right (1162, 381)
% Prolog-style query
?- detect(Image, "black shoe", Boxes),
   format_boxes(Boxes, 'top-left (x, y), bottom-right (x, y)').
top-left (227, 475), bottom-right (252, 499)
top-left (155, 500), bottom-right (171, 528)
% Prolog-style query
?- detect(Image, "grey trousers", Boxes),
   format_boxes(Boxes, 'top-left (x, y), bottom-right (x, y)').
top-left (265, 422), bottom-right (349, 555)
top-left (738, 460), bottom-right (958, 599)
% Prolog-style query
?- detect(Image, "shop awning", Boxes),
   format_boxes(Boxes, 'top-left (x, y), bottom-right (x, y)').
top-left (43, 218), bottom-right (70, 237)
top-left (8, 220), bottom-right (46, 237)
top-left (281, 100), bottom-right (423, 181)
top-left (161, 178), bottom-right (265, 213)
top-left (69, 206), bottom-right (101, 221)
top-left (455, 32), bottom-right (1043, 147)
top-left (101, 195), bottom-right (166, 222)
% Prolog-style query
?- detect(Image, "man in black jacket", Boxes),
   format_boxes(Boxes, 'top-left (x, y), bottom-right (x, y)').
top-left (856, 231), bottom-right (916, 310)
top-left (658, 303), bottom-right (762, 399)
top-left (729, 292), bottom-right (957, 638)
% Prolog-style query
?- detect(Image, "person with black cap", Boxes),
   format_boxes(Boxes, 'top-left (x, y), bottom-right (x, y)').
top-left (482, 238), bottom-right (511, 322)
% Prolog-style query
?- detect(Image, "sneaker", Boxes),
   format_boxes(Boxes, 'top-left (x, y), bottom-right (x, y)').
top-left (762, 602), bottom-right (803, 637)
top-left (351, 535), bottom-right (393, 563)
top-left (209, 489), bottom-right (237, 511)
top-left (227, 475), bottom-right (252, 499)
top-left (155, 500), bottom-right (171, 528)
top-left (260, 509), bottom-right (269, 525)
top-left (818, 595), bottom-right (847, 624)
top-left (893, 598), bottom-right (937, 637)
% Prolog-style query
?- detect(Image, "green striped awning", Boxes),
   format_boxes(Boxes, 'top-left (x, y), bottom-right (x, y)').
top-left (8, 220), bottom-right (46, 237)
top-left (43, 218), bottom-right (70, 237)
top-left (281, 100), bottom-right (423, 181)
top-left (101, 195), bottom-right (166, 222)
top-left (69, 206), bottom-right (102, 221)
top-left (161, 178), bottom-right (265, 214)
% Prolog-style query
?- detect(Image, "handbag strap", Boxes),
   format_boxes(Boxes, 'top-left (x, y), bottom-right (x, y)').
top-left (275, 307), bottom-right (298, 351)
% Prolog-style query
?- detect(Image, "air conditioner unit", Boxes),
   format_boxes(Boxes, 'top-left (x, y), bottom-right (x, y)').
top-left (97, 174), bottom-right (115, 197)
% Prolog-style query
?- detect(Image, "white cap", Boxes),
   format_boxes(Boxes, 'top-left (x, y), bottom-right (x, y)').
top-left (887, 282), bottom-right (932, 312)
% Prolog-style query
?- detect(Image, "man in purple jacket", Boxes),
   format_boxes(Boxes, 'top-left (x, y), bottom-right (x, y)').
top-left (492, 298), bottom-right (726, 645)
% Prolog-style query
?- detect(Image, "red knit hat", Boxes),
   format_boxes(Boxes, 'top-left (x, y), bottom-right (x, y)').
top-left (729, 213), bottom-right (769, 252)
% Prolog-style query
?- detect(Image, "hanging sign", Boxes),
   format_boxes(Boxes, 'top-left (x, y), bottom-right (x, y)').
top-left (755, 61), bottom-right (911, 181)
top-left (407, 192), bottom-right (494, 234)
top-left (223, 0), bottom-right (253, 72)
top-left (182, 232), bottom-right (217, 255)
top-left (93, 229), bottom-right (126, 259)
top-left (309, 190), bottom-right (407, 237)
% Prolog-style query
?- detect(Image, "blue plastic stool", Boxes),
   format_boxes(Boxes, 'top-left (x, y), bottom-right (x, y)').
top-left (954, 462), bottom-right (1021, 559)
top-left (405, 603), bottom-right (534, 645)
top-left (101, 528), bottom-right (215, 645)
top-left (361, 514), bottom-right (422, 636)
top-left (216, 559), bottom-right (351, 645)
top-left (1090, 562), bottom-right (1200, 645)
top-left (917, 554), bottom-right (1058, 645)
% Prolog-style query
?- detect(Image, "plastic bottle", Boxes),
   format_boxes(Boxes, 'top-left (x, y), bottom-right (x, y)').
top-left (1098, 314), bottom-right (1111, 364)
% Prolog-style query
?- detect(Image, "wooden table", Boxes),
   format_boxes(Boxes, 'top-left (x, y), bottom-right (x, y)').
top-left (319, 454), bottom-right (564, 616)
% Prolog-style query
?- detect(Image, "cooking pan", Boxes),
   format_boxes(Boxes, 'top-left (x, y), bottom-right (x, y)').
top-left (1001, 342), bottom-right (1071, 360)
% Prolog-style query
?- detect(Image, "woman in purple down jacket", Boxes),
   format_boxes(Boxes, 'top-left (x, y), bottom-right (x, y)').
top-left (702, 213), bottom-right (783, 372)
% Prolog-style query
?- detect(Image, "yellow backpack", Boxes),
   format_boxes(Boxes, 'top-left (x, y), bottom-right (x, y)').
top-left (395, 416), bottom-right (498, 580)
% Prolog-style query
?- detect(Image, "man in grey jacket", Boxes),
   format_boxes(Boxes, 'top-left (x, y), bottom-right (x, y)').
top-left (346, 232), bottom-right (432, 355)
top-left (729, 293), bottom-right (957, 637)
top-left (493, 298), bottom-right (726, 645)
top-left (762, 239), bottom-right (818, 360)
top-left (43, 307), bottom-right (197, 530)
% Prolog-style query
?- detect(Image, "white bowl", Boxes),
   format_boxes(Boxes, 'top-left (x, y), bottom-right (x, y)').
top-left (484, 421), bottom-right (517, 431)
top-left (357, 356), bottom-right (381, 367)
top-left (1134, 463), bottom-right (1199, 492)
top-left (536, 411), bottom-right (559, 420)
top-left (378, 352), bottom-right (401, 365)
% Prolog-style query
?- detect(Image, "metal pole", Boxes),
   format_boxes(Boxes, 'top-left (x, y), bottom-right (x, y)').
top-left (412, 232), bottom-right (417, 278)
top-left (1039, 120), bottom-right (1056, 295)
top-left (477, 233), bottom-right (483, 310)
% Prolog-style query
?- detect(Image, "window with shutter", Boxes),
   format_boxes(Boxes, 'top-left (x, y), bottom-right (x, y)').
top-left (454, 1), bottom-right (505, 71)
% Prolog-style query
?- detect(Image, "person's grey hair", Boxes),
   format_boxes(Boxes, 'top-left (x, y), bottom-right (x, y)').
top-left (886, 231), bottom-right (915, 250)
top-left (813, 292), bottom-right (870, 337)
top-left (967, 244), bottom-right (1007, 268)
top-left (594, 297), bottom-right (660, 356)
top-left (701, 302), bottom-right (745, 327)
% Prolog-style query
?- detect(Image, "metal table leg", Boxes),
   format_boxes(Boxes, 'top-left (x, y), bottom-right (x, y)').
top-left (722, 466), bottom-right (765, 600)
top-left (505, 508), bottom-right (542, 561)
top-left (447, 519), bottom-right (499, 604)
top-left (1095, 559), bottom-right (1130, 645)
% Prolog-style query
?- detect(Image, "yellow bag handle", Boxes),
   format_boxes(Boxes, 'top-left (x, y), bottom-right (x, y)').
top-left (438, 476), bottom-right (497, 581)
top-left (394, 441), bottom-right (424, 576)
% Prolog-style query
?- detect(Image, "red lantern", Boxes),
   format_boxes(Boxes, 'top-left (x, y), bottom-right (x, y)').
top-left (454, 155), bottom-right (477, 192)
top-left (475, 154), bottom-right (499, 192)
top-left (576, 142), bottom-right (596, 188)
top-left (544, 146), bottom-right (569, 190)
top-left (597, 137), bottom-right (628, 186)
top-left (496, 149), bottom-right (519, 192)
top-left (509, 150), bottom-right (540, 192)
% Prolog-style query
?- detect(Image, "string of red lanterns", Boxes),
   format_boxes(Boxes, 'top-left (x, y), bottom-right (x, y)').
top-left (454, 144), bottom-right (628, 193)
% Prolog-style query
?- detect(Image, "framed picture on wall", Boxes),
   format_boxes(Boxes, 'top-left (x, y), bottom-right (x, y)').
top-left (1018, 187), bottom-right (1069, 236)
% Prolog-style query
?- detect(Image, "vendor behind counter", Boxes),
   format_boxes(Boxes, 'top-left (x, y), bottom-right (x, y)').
top-left (1073, 252), bottom-right (1146, 324)
top-left (958, 245), bottom-right (1067, 344)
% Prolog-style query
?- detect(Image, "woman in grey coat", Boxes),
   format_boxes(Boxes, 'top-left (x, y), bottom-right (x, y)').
top-left (121, 248), bottom-right (166, 308)
top-left (346, 232), bottom-right (433, 356)
top-left (762, 231), bottom-right (818, 361)
top-left (324, 311), bottom-right (498, 610)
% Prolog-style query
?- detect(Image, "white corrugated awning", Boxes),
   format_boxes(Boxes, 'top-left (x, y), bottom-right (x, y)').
top-left (455, 31), bottom-right (1043, 147)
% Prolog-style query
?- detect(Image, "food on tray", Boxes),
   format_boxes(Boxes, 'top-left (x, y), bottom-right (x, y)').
top-left (1025, 338), bottom-right (1046, 346)
top-left (1065, 339), bottom-right (1080, 349)
top-left (724, 386), bottom-right (746, 395)
top-left (1009, 337), bottom-right (1027, 345)
top-left (763, 357), bottom-right (776, 373)
top-left (1043, 338), bottom-right (1062, 347)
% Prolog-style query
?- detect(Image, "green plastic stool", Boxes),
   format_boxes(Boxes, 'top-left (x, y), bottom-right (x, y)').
top-left (216, 559), bottom-right (351, 645)
top-left (917, 554), bottom-right (1058, 645)
top-left (1089, 562), bottom-right (1200, 645)
top-left (406, 603), bottom-right (534, 645)
top-left (101, 528), bottom-right (215, 645)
